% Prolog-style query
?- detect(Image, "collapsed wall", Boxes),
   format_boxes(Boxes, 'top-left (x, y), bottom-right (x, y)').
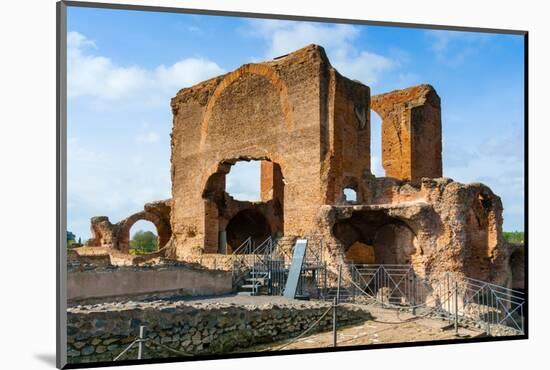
top-left (84, 199), bottom-right (172, 254)
top-left (316, 177), bottom-right (510, 286)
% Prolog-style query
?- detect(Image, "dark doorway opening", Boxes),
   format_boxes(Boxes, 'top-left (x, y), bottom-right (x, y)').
top-left (333, 210), bottom-right (416, 265)
top-left (226, 209), bottom-right (272, 253)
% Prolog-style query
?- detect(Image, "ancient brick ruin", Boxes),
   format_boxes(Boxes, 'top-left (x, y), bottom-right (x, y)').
top-left (82, 44), bottom-right (520, 288)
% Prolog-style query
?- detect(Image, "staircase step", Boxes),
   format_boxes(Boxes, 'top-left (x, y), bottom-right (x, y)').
top-left (246, 278), bottom-right (266, 283)
top-left (240, 284), bottom-right (260, 289)
top-left (237, 291), bottom-right (253, 296)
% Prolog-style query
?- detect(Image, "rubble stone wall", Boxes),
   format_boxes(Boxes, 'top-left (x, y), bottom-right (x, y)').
top-left (67, 299), bottom-right (371, 364)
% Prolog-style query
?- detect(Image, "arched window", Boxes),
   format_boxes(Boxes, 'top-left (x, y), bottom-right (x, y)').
top-left (343, 187), bottom-right (358, 203)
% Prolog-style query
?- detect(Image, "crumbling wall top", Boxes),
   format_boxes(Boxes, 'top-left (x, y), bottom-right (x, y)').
top-left (371, 84), bottom-right (442, 182)
top-left (371, 84), bottom-right (440, 114)
top-left (170, 44), bottom-right (331, 116)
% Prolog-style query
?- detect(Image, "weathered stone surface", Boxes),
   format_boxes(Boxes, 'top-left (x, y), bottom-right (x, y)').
top-left (371, 84), bottom-right (442, 182)
top-left (67, 297), bottom-right (371, 364)
top-left (508, 243), bottom-right (525, 290)
top-left (66, 263), bottom-right (232, 305)
top-left (169, 45), bottom-right (348, 256)
top-left (84, 199), bottom-right (172, 255)
top-left (316, 177), bottom-right (512, 286)
top-left (78, 43), bottom-right (521, 291)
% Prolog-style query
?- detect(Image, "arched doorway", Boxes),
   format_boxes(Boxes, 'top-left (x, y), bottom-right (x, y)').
top-left (128, 220), bottom-right (158, 255)
top-left (202, 158), bottom-right (285, 254)
top-left (117, 211), bottom-right (172, 254)
top-left (225, 209), bottom-right (272, 253)
top-left (333, 209), bottom-right (416, 265)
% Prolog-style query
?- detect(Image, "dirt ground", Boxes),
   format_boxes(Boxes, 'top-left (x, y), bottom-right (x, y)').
top-left (252, 303), bottom-right (484, 352)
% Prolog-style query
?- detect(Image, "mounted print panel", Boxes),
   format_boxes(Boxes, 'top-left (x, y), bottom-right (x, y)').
top-left (57, 1), bottom-right (527, 368)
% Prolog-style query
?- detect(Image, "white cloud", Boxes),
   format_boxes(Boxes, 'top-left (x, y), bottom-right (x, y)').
top-left (425, 30), bottom-right (493, 66)
top-left (444, 130), bottom-right (524, 231)
top-left (67, 31), bottom-right (224, 103)
top-left (249, 20), bottom-right (396, 87)
top-left (67, 138), bottom-right (171, 239)
top-left (68, 31), bottom-right (96, 50)
top-left (155, 58), bottom-right (223, 92)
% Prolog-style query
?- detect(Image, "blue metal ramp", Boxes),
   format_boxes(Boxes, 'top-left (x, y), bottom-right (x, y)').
top-left (283, 239), bottom-right (308, 298)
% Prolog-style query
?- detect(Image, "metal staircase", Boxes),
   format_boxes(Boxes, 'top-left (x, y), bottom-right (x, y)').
top-left (238, 271), bottom-right (270, 296)
top-left (231, 236), bottom-right (287, 296)
top-left (231, 235), bottom-right (330, 298)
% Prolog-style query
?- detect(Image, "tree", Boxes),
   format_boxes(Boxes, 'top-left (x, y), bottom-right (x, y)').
top-left (67, 231), bottom-right (76, 247)
top-left (503, 231), bottom-right (524, 245)
top-left (129, 230), bottom-right (158, 254)
top-left (67, 231), bottom-right (76, 242)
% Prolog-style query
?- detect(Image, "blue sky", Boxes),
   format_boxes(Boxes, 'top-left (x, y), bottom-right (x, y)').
top-left (66, 7), bottom-right (525, 240)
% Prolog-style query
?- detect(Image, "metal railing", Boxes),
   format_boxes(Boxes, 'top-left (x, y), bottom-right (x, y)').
top-left (230, 235), bottom-right (329, 297)
top-left (336, 263), bottom-right (525, 335)
top-left (231, 236), bottom-right (286, 295)
top-left (456, 275), bottom-right (525, 334)
top-left (230, 234), bottom-right (525, 335)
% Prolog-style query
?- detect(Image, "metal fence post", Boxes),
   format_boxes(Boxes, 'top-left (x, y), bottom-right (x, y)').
top-left (138, 325), bottom-right (145, 360)
top-left (490, 288), bottom-right (493, 335)
top-left (454, 282), bottom-right (459, 336)
top-left (447, 274), bottom-right (451, 323)
top-left (336, 264), bottom-right (342, 304)
top-left (411, 272), bottom-right (416, 315)
top-left (333, 297), bottom-right (337, 347)
top-left (324, 262), bottom-right (327, 299)
top-left (351, 264), bottom-right (356, 303)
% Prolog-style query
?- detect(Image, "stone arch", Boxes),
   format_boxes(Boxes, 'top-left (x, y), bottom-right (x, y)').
top-left (201, 156), bottom-right (286, 253)
top-left (332, 209), bottom-right (418, 265)
top-left (117, 211), bottom-right (172, 254)
top-left (199, 64), bottom-right (294, 148)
